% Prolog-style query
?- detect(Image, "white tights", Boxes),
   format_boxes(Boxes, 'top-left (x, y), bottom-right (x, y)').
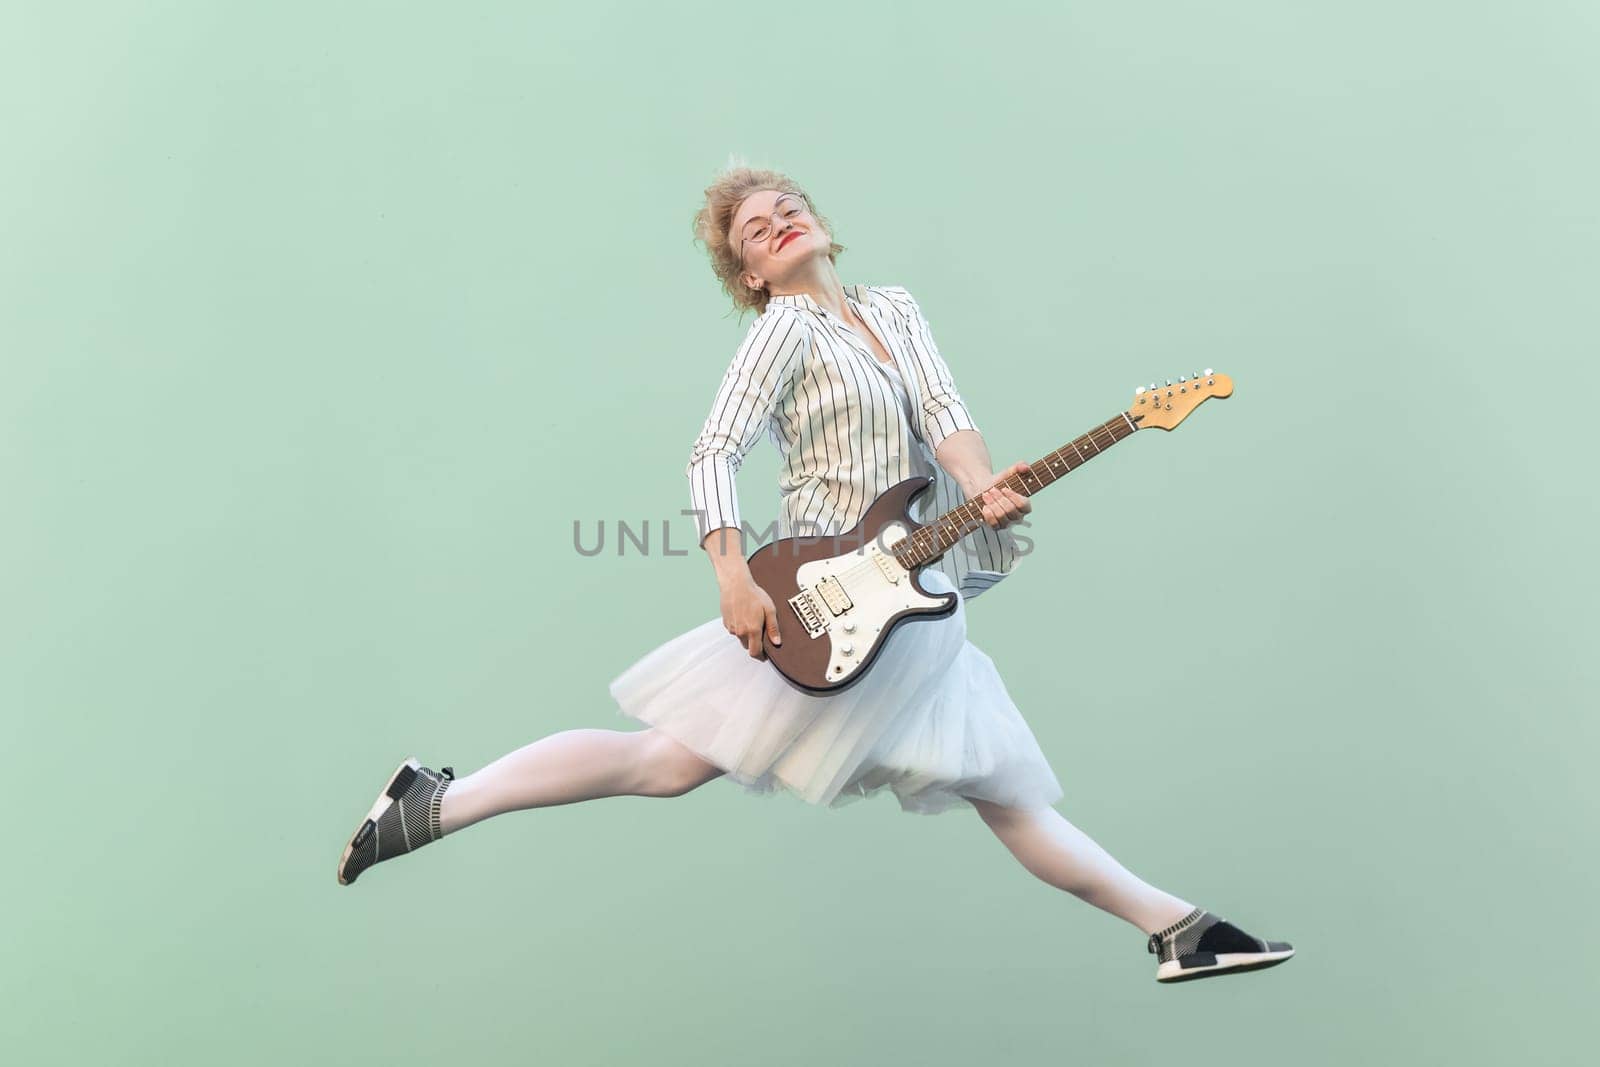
top-left (437, 727), bottom-right (1196, 936)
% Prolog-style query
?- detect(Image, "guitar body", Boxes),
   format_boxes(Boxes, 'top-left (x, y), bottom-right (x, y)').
top-left (747, 476), bottom-right (957, 695)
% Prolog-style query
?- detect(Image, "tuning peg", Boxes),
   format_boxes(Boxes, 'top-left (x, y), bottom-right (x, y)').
top-left (1149, 382), bottom-right (1157, 391)
top-left (1193, 371), bottom-right (1200, 380)
top-left (1165, 379), bottom-right (1172, 387)
top-left (1135, 386), bottom-right (1146, 395)
top-left (1204, 367), bottom-right (1213, 376)
top-left (1178, 374), bottom-right (1188, 383)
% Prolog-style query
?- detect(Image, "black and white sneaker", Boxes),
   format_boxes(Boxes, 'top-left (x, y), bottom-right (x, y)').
top-left (1147, 906), bottom-right (1294, 983)
top-left (336, 757), bottom-right (455, 886)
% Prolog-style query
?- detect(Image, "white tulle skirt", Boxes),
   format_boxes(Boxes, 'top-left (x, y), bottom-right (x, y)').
top-left (608, 568), bottom-right (1064, 815)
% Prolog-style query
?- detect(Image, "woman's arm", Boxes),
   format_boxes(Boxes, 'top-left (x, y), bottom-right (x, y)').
top-left (685, 309), bottom-right (809, 657)
top-left (888, 286), bottom-right (981, 453)
top-left (685, 310), bottom-right (808, 559)
top-left (891, 287), bottom-right (1031, 523)
top-left (934, 428), bottom-right (994, 499)
top-left (893, 287), bottom-right (1030, 595)
top-left (937, 429), bottom-right (1032, 527)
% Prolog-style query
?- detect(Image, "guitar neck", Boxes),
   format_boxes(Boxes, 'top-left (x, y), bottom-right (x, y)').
top-left (895, 410), bottom-right (1143, 568)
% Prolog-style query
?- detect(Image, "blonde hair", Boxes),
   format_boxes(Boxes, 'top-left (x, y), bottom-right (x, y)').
top-left (692, 156), bottom-right (846, 318)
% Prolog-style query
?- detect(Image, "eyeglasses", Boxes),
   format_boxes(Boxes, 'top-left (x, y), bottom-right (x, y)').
top-left (737, 193), bottom-right (808, 262)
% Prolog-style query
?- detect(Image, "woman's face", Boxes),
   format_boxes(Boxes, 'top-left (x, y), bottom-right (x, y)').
top-left (729, 189), bottom-right (825, 292)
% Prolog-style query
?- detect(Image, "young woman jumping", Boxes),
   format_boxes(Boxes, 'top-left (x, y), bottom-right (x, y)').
top-left (334, 165), bottom-right (1294, 984)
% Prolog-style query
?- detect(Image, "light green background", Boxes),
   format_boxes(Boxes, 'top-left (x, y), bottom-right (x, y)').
top-left (5, 2), bottom-right (1594, 1064)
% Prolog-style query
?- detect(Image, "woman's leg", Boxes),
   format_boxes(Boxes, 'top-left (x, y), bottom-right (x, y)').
top-left (438, 727), bottom-right (724, 835)
top-left (968, 798), bottom-right (1196, 936)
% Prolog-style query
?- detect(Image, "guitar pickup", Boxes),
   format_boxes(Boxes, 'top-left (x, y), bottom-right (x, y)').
top-left (873, 552), bottom-right (903, 585)
top-left (787, 589), bottom-right (826, 638)
top-left (815, 575), bottom-right (853, 616)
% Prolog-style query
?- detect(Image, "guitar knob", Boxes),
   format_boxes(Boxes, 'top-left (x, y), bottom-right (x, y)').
top-left (843, 621), bottom-right (856, 633)
top-left (841, 643), bottom-right (854, 656)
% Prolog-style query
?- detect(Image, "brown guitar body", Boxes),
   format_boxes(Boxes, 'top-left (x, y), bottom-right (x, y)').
top-left (746, 476), bottom-right (958, 695)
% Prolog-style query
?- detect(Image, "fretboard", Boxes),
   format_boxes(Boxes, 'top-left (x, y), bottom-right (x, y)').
top-left (894, 410), bottom-right (1143, 568)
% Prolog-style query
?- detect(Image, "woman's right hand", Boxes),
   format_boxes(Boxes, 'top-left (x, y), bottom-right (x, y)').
top-left (720, 574), bottom-right (784, 659)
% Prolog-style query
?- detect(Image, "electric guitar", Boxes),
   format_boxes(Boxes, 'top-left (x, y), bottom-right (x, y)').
top-left (746, 370), bottom-right (1234, 694)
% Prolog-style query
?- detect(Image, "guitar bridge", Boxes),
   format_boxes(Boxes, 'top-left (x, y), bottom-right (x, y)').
top-left (787, 589), bottom-right (827, 638)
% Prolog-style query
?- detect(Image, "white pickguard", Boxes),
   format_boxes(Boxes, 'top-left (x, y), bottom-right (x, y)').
top-left (788, 522), bottom-right (951, 685)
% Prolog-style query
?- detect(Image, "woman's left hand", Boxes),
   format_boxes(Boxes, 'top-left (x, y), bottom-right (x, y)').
top-left (973, 462), bottom-right (1034, 531)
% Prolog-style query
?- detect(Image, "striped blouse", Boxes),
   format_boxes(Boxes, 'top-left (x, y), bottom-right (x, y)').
top-left (686, 283), bottom-right (1019, 600)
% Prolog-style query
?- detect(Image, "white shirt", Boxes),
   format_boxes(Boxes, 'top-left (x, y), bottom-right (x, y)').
top-left (686, 283), bottom-right (1018, 600)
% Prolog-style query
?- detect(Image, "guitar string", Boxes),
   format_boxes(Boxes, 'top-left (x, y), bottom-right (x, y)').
top-left (811, 422), bottom-right (1136, 588)
top-left (779, 409), bottom-right (1180, 643)
top-left (777, 399), bottom-right (1190, 632)
top-left (812, 450), bottom-right (1121, 592)
top-left (898, 419), bottom-right (1139, 541)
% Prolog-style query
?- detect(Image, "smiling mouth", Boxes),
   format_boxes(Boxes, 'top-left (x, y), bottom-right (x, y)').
top-left (778, 230), bottom-right (804, 250)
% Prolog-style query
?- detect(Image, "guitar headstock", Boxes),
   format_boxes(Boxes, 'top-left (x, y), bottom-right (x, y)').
top-left (1131, 369), bottom-right (1233, 430)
